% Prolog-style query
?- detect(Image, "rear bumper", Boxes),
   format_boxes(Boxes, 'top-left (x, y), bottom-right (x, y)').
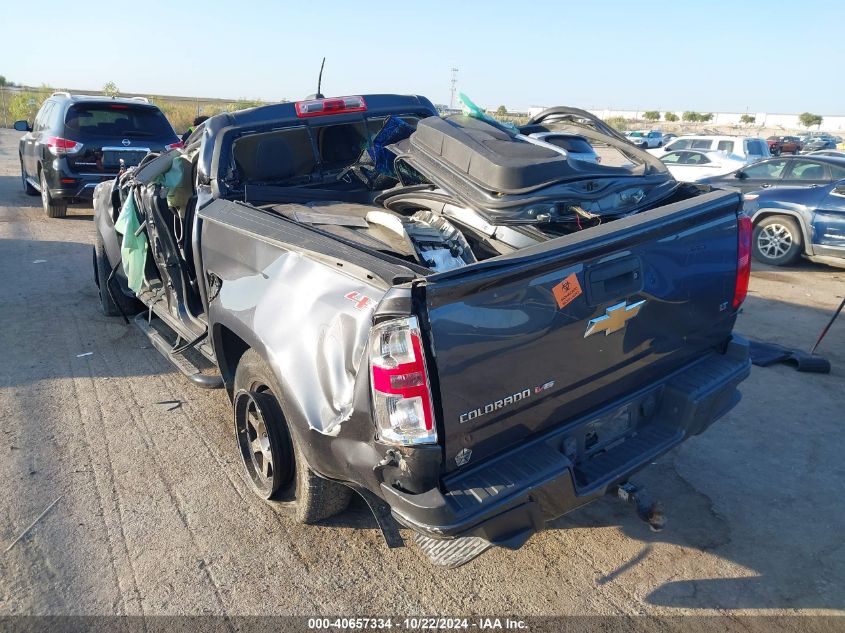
top-left (43, 161), bottom-right (117, 200)
top-left (382, 336), bottom-right (751, 547)
top-left (49, 181), bottom-right (100, 199)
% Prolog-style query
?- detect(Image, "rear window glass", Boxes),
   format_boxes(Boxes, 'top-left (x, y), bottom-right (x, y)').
top-left (544, 136), bottom-right (594, 154)
top-left (667, 139), bottom-right (692, 150)
top-left (233, 127), bottom-right (316, 183)
top-left (64, 104), bottom-right (174, 138)
top-left (717, 140), bottom-right (734, 153)
top-left (684, 153), bottom-right (711, 164)
top-left (787, 162), bottom-right (827, 180)
top-left (233, 116), bottom-right (420, 184)
top-left (691, 139), bottom-right (712, 149)
top-left (828, 163), bottom-right (845, 179)
top-left (313, 122), bottom-right (369, 172)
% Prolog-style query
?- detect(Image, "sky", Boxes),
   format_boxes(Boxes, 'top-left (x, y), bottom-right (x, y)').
top-left (2, 0), bottom-right (844, 114)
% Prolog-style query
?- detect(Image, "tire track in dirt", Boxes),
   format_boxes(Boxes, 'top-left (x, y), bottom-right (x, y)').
top-left (84, 331), bottom-right (230, 614)
top-left (66, 336), bottom-right (145, 616)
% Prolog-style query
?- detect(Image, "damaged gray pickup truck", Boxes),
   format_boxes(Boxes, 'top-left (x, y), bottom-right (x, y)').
top-left (92, 94), bottom-right (752, 567)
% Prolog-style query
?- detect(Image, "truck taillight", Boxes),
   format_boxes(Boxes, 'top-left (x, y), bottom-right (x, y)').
top-left (733, 215), bottom-right (752, 309)
top-left (369, 316), bottom-right (436, 445)
top-left (46, 136), bottom-right (82, 156)
top-left (295, 96), bottom-right (367, 118)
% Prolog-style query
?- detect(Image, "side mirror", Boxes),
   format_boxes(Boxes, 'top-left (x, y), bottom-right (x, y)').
top-left (735, 171), bottom-right (747, 179)
top-left (13, 120), bottom-right (31, 132)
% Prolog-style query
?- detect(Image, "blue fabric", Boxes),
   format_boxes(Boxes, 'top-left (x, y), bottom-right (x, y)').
top-left (367, 116), bottom-right (415, 176)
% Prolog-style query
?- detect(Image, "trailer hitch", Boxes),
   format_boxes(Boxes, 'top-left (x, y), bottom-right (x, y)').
top-left (615, 481), bottom-right (665, 532)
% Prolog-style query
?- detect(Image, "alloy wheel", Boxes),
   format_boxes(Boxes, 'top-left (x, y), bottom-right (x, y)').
top-left (236, 390), bottom-right (274, 486)
top-left (233, 388), bottom-right (294, 497)
top-left (40, 172), bottom-right (49, 210)
top-left (757, 223), bottom-right (793, 259)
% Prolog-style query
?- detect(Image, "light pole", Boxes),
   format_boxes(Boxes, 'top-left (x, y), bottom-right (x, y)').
top-left (449, 68), bottom-right (458, 110)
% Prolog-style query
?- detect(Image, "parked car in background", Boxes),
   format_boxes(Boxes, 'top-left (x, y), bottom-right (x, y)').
top-left (625, 130), bottom-right (663, 148)
top-left (766, 136), bottom-right (802, 156)
top-left (697, 155), bottom-right (845, 194)
top-left (766, 136), bottom-right (783, 156)
top-left (808, 149), bottom-right (845, 159)
top-left (14, 92), bottom-right (181, 217)
top-left (779, 136), bottom-right (803, 154)
top-left (745, 179), bottom-right (845, 267)
top-left (528, 132), bottom-right (601, 163)
top-left (803, 136), bottom-right (838, 152)
top-left (662, 133), bottom-right (677, 145)
top-left (650, 136), bottom-right (769, 164)
top-left (659, 149), bottom-right (747, 182)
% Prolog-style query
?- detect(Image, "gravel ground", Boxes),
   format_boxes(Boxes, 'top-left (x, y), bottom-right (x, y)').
top-left (0, 128), bottom-right (843, 625)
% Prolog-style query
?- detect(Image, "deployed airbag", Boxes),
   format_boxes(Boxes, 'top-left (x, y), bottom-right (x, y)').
top-left (113, 193), bottom-right (148, 293)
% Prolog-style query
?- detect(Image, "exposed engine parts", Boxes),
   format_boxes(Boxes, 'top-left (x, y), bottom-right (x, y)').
top-left (399, 210), bottom-right (476, 272)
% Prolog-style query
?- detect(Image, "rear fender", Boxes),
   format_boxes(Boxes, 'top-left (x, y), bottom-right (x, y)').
top-left (752, 207), bottom-right (813, 255)
top-left (202, 213), bottom-right (390, 442)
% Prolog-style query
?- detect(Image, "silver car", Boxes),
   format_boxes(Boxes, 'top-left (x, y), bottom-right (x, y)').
top-left (528, 132), bottom-right (601, 163)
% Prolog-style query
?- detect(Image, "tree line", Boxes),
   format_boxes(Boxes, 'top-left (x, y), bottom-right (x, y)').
top-left (638, 109), bottom-right (824, 128)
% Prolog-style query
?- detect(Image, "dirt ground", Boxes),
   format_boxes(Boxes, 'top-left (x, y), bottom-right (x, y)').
top-left (0, 128), bottom-right (843, 624)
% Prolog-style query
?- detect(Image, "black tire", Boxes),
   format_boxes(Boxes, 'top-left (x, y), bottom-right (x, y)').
top-left (233, 349), bottom-right (352, 523)
top-left (40, 169), bottom-right (67, 218)
top-left (94, 230), bottom-right (140, 316)
top-left (20, 159), bottom-right (38, 196)
top-left (752, 215), bottom-right (803, 266)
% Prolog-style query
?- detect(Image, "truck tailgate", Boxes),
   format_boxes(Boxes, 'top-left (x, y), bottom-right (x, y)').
top-left (419, 190), bottom-right (743, 472)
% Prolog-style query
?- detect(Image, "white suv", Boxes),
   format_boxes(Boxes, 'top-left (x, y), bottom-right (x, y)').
top-left (626, 130), bottom-right (664, 149)
top-left (648, 136), bottom-right (770, 164)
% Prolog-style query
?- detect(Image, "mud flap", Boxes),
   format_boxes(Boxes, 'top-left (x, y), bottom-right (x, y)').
top-left (355, 488), bottom-right (405, 549)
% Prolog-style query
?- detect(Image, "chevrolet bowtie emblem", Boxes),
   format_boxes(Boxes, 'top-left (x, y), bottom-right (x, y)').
top-left (584, 300), bottom-right (646, 338)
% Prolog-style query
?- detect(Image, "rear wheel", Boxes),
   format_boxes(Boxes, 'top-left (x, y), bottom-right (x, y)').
top-left (752, 216), bottom-right (803, 266)
top-left (233, 349), bottom-right (352, 523)
top-left (40, 169), bottom-right (67, 218)
top-left (20, 159), bottom-right (38, 196)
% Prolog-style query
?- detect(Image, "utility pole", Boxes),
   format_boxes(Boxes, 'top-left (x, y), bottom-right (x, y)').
top-left (449, 68), bottom-right (459, 110)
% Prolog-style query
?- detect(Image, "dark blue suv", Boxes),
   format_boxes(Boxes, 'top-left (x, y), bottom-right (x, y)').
top-left (15, 92), bottom-right (181, 217)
